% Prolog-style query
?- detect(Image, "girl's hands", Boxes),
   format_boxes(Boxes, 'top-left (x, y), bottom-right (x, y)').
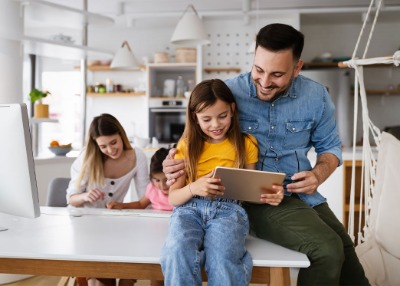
top-left (190, 172), bottom-right (225, 198)
top-left (259, 184), bottom-right (284, 206)
top-left (107, 201), bottom-right (122, 209)
top-left (82, 189), bottom-right (105, 203)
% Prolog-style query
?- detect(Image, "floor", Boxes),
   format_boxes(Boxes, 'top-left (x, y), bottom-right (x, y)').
top-left (1, 277), bottom-right (268, 286)
top-left (1, 269), bottom-right (299, 286)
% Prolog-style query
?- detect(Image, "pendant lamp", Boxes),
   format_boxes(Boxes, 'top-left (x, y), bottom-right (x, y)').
top-left (110, 41), bottom-right (139, 69)
top-left (170, 5), bottom-right (210, 46)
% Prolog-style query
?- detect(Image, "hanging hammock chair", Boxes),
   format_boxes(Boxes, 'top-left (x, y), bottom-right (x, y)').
top-left (339, 0), bottom-right (400, 285)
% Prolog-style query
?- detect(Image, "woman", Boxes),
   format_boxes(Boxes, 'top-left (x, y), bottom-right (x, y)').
top-left (66, 113), bottom-right (149, 286)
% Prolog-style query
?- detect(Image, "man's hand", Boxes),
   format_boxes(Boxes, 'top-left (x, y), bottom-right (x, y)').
top-left (162, 148), bottom-right (185, 186)
top-left (286, 170), bottom-right (319, 195)
top-left (259, 184), bottom-right (284, 205)
top-left (190, 172), bottom-right (224, 198)
top-left (287, 153), bottom-right (338, 195)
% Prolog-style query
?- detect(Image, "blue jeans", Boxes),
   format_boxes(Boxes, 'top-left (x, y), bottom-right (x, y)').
top-left (160, 196), bottom-right (252, 286)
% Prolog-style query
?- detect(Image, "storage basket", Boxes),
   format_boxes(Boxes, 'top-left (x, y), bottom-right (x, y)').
top-left (175, 48), bottom-right (196, 63)
top-left (154, 52), bottom-right (168, 63)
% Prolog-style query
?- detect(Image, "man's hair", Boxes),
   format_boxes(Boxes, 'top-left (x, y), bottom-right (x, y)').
top-left (256, 23), bottom-right (304, 61)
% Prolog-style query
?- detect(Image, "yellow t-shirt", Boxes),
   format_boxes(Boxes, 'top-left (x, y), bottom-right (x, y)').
top-left (175, 134), bottom-right (258, 179)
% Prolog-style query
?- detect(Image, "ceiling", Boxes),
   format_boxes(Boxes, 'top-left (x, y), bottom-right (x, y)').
top-left (45, 0), bottom-right (400, 16)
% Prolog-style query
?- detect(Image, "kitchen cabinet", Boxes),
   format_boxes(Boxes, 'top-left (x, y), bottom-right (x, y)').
top-left (146, 63), bottom-right (197, 143)
top-left (147, 63), bottom-right (198, 99)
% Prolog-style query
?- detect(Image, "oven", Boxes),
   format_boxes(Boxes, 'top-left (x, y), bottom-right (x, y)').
top-left (148, 99), bottom-right (187, 144)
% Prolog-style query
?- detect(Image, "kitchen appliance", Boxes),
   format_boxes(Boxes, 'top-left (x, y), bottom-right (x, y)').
top-left (148, 99), bottom-right (187, 144)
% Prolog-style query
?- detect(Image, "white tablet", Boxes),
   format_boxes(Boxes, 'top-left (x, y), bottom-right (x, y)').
top-left (213, 166), bottom-right (286, 203)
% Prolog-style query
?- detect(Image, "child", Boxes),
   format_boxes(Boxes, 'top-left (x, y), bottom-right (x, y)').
top-left (160, 79), bottom-right (283, 285)
top-left (107, 147), bottom-right (173, 211)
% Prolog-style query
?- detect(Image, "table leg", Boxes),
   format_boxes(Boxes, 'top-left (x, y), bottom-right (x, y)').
top-left (269, 267), bottom-right (290, 286)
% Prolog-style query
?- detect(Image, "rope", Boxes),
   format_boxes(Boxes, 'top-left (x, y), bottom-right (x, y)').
top-left (347, 0), bottom-right (385, 244)
top-left (351, 0), bottom-right (375, 59)
top-left (362, 0), bottom-right (383, 59)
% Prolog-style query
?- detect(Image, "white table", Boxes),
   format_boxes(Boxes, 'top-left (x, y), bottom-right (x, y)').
top-left (0, 207), bottom-right (309, 285)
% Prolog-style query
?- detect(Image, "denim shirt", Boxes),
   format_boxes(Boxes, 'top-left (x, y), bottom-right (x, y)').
top-left (225, 72), bottom-right (342, 207)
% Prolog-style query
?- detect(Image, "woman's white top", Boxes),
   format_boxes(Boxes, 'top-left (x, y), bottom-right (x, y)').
top-left (66, 147), bottom-right (149, 208)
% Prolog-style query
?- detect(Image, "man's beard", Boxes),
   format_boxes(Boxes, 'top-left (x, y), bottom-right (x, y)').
top-left (256, 80), bottom-right (292, 102)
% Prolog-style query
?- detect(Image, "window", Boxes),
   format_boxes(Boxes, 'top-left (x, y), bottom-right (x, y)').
top-left (39, 71), bottom-right (83, 156)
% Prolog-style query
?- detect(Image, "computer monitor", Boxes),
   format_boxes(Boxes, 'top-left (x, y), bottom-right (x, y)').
top-left (0, 103), bottom-right (40, 231)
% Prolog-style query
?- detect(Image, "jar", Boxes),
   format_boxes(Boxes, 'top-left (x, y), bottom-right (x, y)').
top-left (176, 76), bottom-right (185, 97)
top-left (94, 83), bottom-right (106, 93)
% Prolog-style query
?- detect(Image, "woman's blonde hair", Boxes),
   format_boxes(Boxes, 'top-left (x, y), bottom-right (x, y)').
top-left (77, 114), bottom-right (132, 189)
top-left (181, 79), bottom-right (249, 183)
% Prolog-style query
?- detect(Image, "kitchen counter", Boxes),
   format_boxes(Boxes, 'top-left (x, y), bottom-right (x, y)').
top-left (342, 146), bottom-right (378, 161)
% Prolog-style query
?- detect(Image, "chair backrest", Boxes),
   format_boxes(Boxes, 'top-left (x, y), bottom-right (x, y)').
top-left (46, 177), bottom-right (70, 207)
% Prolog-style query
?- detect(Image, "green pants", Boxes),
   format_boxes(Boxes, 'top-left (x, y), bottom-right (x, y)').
top-left (243, 196), bottom-right (370, 286)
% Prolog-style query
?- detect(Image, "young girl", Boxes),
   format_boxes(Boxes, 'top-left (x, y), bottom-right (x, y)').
top-left (66, 113), bottom-right (149, 286)
top-left (107, 147), bottom-right (173, 211)
top-left (160, 79), bottom-right (275, 286)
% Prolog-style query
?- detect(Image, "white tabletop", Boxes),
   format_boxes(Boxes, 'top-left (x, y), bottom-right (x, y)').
top-left (0, 207), bottom-right (309, 268)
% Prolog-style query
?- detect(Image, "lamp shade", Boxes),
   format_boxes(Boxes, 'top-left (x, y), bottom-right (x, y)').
top-left (110, 41), bottom-right (139, 69)
top-left (170, 5), bottom-right (210, 46)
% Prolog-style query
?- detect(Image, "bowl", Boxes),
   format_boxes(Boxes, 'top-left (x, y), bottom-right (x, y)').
top-left (49, 146), bottom-right (72, 156)
top-left (134, 137), bottom-right (150, 148)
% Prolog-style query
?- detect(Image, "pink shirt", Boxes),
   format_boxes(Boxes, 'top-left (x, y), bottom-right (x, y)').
top-left (145, 183), bottom-right (173, 211)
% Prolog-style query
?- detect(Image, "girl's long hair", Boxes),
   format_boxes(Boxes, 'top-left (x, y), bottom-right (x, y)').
top-left (181, 79), bottom-right (248, 182)
top-left (77, 113), bottom-right (132, 189)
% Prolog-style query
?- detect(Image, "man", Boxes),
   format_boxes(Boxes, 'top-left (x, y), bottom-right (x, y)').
top-left (164, 23), bottom-right (369, 285)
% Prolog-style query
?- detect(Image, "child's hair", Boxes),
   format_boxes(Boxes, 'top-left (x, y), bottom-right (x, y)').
top-left (149, 147), bottom-right (169, 178)
top-left (78, 113), bottom-right (132, 189)
top-left (181, 79), bottom-right (248, 182)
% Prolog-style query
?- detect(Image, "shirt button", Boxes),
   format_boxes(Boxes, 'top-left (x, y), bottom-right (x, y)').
top-left (248, 126), bottom-right (252, 130)
top-left (275, 158), bottom-right (279, 161)
top-left (271, 126), bottom-right (275, 129)
top-left (292, 127), bottom-right (296, 131)
top-left (270, 146), bottom-right (273, 149)
top-left (271, 103), bottom-right (275, 107)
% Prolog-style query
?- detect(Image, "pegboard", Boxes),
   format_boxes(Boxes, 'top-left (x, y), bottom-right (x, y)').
top-left (201, 14), bottom-right (300, 80)
top-left (202, 19), bottom-right (255, 80)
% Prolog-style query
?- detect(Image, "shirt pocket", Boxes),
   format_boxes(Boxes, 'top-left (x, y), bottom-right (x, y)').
top-left (284, 120), bottom-right (313, 149)
top-left (240, 117), bottom-right (259, 134)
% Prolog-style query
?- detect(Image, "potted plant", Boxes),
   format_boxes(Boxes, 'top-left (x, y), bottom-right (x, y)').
top-left (29, 88), bottom-right (51, 118)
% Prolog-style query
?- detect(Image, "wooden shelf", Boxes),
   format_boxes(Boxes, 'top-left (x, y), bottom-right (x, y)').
top-left (366, 89), bottom-right (400, 95)
top-left (76, 65), bottom-right (146, 71)
top-left (87, 92), bottom-right (145, 97)
top-left (351, 89), bottom-right (400, 96)
top-left (302, 62), bottom-right (341, 70)
top-left (204, 67), bottom-right (241, 73)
